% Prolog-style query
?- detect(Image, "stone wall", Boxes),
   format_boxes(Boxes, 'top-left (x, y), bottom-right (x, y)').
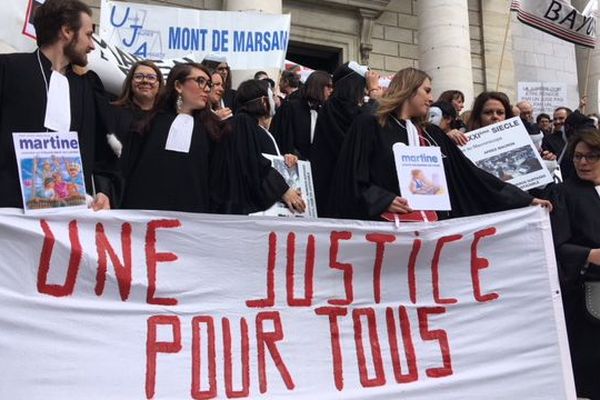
top-left (370, 0), bottom-right (417, 76)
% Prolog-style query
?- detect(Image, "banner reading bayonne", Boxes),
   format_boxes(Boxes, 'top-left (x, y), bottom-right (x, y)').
top-left (0, 208), bottom-right (574, 399)
top-left (99, 0), bottom-right (290, 69)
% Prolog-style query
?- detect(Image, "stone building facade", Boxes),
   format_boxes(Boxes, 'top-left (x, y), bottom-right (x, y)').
top-left (82, 0), bottom-right (598, 113)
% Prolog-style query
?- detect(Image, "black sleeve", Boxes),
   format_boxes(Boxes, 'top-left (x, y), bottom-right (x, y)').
top-left (87, 71), bottom-right (124, 207)
top-left (213, 114), bottom-right (289, 214)
top-left (431, 127), bottom-right (533, 217)
top-left (550, 184), bottom-right (591, 285)
top-left (329, 114), bottom-right (396, 219)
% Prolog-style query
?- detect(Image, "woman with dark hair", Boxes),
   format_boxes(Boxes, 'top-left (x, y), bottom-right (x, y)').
top-left (111, 60), bottom-right (164, 180)
top-left (437, 90), bottom-right (465, 114)
top-left (211, 79), bottom-right (305, 214)
top-left (202, 56), bottom-right (236, 110)
top-left (270, 70), bottom-right (332, 160)
top-left (437, 89), bottom-right (466, 132)
top-left (208, 70), bottom-right (233, 121)
top-left (551, 129), bottom-right (600, 399)
top-left (121, 62), bottom-right (219, 212)
top-left (328, 67), bottom-right (550, 221)
top-left (310, 61), bottom-right (379, 216)
top-left (467, 91), bottom-right (513, 131)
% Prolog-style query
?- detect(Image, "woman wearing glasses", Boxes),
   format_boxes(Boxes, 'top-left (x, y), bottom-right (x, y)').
top-left (208, 69), bottom-right (233, 121)
top-left (328, 67), bottom-right (550, 221)
top-left (112, 60), bottom-right (164, 182)
top-left (122, 62), bottom-right (220, 212)
top-left (551, 130), bottom-right (600, 400)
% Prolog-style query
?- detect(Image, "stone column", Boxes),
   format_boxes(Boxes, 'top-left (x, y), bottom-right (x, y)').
top-left (223, 0), bottom-right (283, 89)
top-left (573, 0), bottom-right (600, 114)
top-left (417, 0), bottom-right (474, 105)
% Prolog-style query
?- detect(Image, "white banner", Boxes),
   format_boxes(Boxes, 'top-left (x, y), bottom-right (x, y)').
top-left (510, 0), bottom-right (597, 48)
top-left (518, 81), bottom-right (568, 116)
top-left (100, 0), bottom-right (290, 70)
top-left (0, 207), bottom-right (575, 399)
top-left (0, 0), bottom-right (200, 94)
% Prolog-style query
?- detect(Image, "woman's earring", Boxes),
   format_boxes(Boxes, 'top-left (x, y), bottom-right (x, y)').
top-left (176, 93), bottom-right (183, 112)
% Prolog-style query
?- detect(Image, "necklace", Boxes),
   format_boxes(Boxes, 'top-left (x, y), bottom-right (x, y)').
top-left (390, 115), bottom-right (406, 129)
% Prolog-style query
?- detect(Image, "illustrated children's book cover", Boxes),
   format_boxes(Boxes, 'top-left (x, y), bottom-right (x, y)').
top-left (12, 132), bottom-right (87, 213)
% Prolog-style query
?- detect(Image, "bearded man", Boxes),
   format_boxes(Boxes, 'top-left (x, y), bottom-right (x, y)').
top-left (0, 0), bottom-right (119, 210)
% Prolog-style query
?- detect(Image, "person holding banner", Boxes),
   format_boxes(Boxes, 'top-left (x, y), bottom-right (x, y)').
top-left (551, 129), bottom-right (600, 400)
top-left (210, 79), bottom-right (305, 215)
top-left (111, 60), bottom-right (163, 182)
top-left (121, 63), bottom-right (219, 212)
top-left (328, 67), bottom-right (550, 221)
top-left (0, 0), bottom-right (120, 210)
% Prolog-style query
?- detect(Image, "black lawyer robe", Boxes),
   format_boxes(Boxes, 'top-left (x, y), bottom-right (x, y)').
top-left (270, 98), bottom-right (312, 159)
top-left (111, 104), bottom-right (150, 183)
top-left (310, 97), bottom-right (365, 217)
top-left (550, 177), bottom-right (600, 399)
top-left (329, 114), bottom-right (533, 220)
top-left (210, 112), bottom-right (288, 214)
top-left (121, 112), bottom-right (211, 213)
top-left (0, 51), bottom-right (119, 208)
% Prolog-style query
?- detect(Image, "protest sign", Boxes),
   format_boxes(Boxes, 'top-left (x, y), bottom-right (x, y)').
top-left (0, 207), bottom-right (575, 399)
top-left (99, 0), bottom-right (291, 69)
top-left (392, 144), bottom-right (451, 211)
top-left (253, 154), bottom-right (318, 218)
top-left (461, 117), bottom-right (553, 190)
top-left (510, 0), bottom-right (597, 48)
top-left (518, 82), bottom-right (568, 116)
top-left (12, 132), bottom-right (87, 213)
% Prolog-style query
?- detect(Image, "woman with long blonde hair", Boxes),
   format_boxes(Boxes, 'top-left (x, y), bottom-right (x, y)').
top-left (328, 67), bottom-right (550, 220)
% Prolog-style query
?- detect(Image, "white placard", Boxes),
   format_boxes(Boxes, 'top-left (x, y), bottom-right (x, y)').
top-left (253, 154), bottom-right (318, 218)
top-left (461, 117), bottom-right (553, 190)
top-left (392, 144), bottom-right (451, 211)
top-left (517, 81), bottom-right (568, 116)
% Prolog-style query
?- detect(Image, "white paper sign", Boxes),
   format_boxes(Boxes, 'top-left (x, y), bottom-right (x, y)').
top-left (392, 144), bottom-right (451, 211)
top-left (461, 117), bottom-right (553, 190)
top-left (517, 81), bottom-right (568, 116)
top-left (0, 207), bottom-right (575, 399)
top-left (100, 0), bottom-right (291, 70)
top-left (253, 154), bottom-right (318, 218)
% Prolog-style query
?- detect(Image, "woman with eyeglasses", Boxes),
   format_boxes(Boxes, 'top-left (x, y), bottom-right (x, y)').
top-left (112, 60), bottom-right (164, 183)
top-left (121, 62), bottom-right (220, 212)
top-left (208, 70), bottom-right (233, 121)
top-left (328, 67), bottom-right (550, 221)
top-left (211, 79), bottom-right (305, 215)
top-left (550, 129), bottom-right (600, 400)
top-left (270, 70), bottom-right (332, 161)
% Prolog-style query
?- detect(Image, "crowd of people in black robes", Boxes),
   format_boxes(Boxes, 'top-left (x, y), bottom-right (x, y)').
top-left (2, 1), bottom-right (600, 398)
